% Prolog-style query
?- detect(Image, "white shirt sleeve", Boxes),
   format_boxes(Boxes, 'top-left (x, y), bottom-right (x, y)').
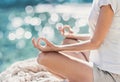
top-left (98, 0), bottom-right (117, 13)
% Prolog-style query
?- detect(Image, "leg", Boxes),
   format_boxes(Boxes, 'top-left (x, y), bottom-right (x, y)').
top-left (46, 68), bottom-right (66, 79)
top-left (37, 52), bottom-right (93, 82)
top-left (42, 38), bottom-right (90, 80)
top-left (62, 38), bottom-right (90, 62)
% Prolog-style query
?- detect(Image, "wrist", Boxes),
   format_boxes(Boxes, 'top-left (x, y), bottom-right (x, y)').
top-left (55, 45), bottom-right (65, 51)
top-left (65, 34), bottom-right (77, 40)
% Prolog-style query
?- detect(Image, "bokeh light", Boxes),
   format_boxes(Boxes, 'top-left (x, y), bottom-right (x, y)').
top-left (35, 4), bottom-right (53, 13)
top-left (50, 13), bottom-right (59, 23)
top-left (56, 23), bottom-right (63, 30)
top-left (25, 5), bottom-right (34, 14)
top-left (38, 26), bottom-right (55, 41)
top-left (62, 14), bottom-right (70, 21)
top-left (0, 0), bottom-right (92, 72)
top-left (30, 17), bottom-right (41, 26)
top-left (11, 17), bottom-right (23, 28)
top-left (8, 32), bottom-right (16, 40)
top-left (24, 31), bottom-right (32, 39)
top-left (75, 19), bottom-right (87, 27)
top-left (15, 27), bottom-right (25, 39)
top-left (24, 16), bottom-right (32, 25)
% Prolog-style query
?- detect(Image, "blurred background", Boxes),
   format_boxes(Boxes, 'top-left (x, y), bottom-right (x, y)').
top-left (0, 0), bottom-right (93, 72)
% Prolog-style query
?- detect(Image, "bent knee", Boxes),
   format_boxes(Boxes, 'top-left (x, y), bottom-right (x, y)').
top-left (37, 52), bottom-right (47, 65)
top-left (37, 52), bottom-right (56, 66)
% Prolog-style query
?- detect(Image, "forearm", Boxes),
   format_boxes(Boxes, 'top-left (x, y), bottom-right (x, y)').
top-left (68, 33), bottom-right (91, 41)
top-left (57, 40), bottom-right (98, 52)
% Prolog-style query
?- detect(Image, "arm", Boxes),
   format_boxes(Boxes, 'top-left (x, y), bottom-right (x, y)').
top-left (32, 5), bottom-right (114, 52)
top-left (57, 5), bottom-right (114, 52)
top-left (58, 25), bottom-right (90, 41)
top-left (67, 34), bottom-right (90, 41)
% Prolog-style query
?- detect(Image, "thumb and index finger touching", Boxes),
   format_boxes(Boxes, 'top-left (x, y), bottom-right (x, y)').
top-left (58, 25), bottom-right (73, 35)
top-left (32, 25), bottom-right (73, 49)
top-left (32, 37), bottom-right (52, 49)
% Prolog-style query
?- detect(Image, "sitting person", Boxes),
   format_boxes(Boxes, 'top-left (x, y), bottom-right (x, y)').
top-left (32, 0), bottom-right (120, 82)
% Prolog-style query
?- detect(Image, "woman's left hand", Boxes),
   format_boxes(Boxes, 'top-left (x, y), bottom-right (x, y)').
top-left (32, 37), bottom-right (59, 52)
top-left (58, 25), bottom-right (75, 39)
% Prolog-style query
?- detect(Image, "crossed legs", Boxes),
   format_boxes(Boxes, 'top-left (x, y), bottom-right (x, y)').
top-left (37, 38), bottom-right (93, 82)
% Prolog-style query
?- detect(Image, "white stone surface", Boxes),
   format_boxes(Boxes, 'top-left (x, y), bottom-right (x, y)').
top-left (0, 58), bottom-right (67, 82)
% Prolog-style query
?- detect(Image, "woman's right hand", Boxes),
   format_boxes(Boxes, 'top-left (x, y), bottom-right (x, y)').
top-left (58, 25), bottom-right (75, 39)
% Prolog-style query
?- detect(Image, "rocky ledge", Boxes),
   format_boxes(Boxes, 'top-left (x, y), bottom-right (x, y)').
top-left (0, 58), bottom-right (68, 82)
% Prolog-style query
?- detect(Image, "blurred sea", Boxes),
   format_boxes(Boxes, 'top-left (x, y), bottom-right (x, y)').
top-left (0, 3), bottom-right (91, 72)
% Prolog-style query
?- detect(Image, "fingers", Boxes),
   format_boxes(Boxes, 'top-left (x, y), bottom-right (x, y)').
top-left (58, 26), bottom-right (64, 35)
top-left (58, 25), bottom-right (73, 35)
top-left (32, 38), bottom-right (45, 50)
top-left (63, 25), bottom-right (73, 33)
top-left (32, 38), bottom-right (38, 48)
top-left (38, 37), bottom-right (52, 46)
top-left (36, 38), bottom-right (46, 51)
top-left (40, 38), bottom-right (49, 45)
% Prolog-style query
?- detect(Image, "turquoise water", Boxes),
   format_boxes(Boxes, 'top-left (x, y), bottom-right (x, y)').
top-left (0, 4), bottom-right (91, 72)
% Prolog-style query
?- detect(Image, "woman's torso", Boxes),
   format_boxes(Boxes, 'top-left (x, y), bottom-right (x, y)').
top-left (88, 0), bottom-right (120, 74)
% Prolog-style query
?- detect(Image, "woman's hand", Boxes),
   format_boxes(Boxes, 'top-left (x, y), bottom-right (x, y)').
top-left (32, 37), bottom-right (59, 52)
top-left (58, 25), bottom-right (75, 39)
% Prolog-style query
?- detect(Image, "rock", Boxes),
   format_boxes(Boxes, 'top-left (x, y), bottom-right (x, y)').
top-left (0, 58), bottom-right (68, 82)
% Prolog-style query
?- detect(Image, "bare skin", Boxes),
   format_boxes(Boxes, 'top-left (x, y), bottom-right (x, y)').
top-left (32, 5), bottom-right (114, 82)
top-left (41, 38), bottom-right (90, 80)
top-left (62, 38), bottom-right (89, 62)
top-left (37, 52), bottom-right (92, 82)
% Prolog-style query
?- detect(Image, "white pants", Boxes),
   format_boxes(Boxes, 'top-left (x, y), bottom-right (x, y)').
top-left (93, 64), bottom-right (120, 82)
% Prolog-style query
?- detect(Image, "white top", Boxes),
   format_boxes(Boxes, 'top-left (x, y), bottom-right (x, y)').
top-left (88, 0), bottom-right (120, 74)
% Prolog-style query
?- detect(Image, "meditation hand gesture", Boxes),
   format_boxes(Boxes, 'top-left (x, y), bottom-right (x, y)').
top-left (58, 25), bottom-right (75, 39)
top-left (32, 37), bottom-right (58, 52)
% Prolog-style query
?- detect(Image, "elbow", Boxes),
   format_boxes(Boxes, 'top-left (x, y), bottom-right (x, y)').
top-left (90, 40), bottom-right (102, 49)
